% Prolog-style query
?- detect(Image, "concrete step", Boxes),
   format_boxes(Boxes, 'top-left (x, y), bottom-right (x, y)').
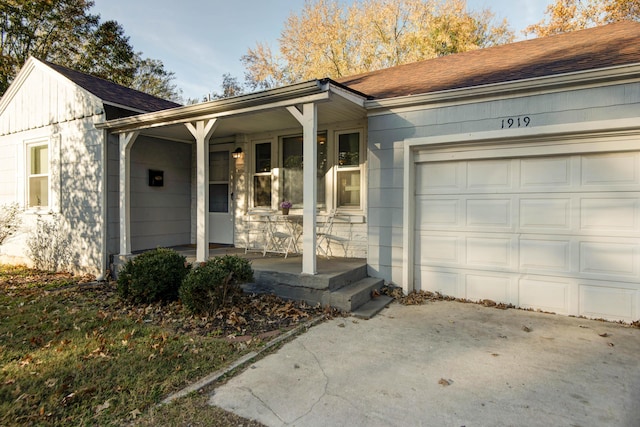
top-left (329, 277), bottom-right (385, 312)
top-left (351, 295), bottom-right (394, 319)
top-left (250, 263), bottom-right (368, 292)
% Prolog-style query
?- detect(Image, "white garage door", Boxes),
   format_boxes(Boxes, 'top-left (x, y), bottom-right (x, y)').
top-left (414, 150), bottom-right (640, 322)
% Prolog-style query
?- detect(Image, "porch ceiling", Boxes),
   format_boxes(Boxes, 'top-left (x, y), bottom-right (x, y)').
top-left (142, 96), bottom-right (365, 142)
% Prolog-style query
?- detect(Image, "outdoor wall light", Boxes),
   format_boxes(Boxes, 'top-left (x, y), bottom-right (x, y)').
top-left (232, 147), bottom-right (243, 159)
top-left (148, 169), bottom-right (164, 187)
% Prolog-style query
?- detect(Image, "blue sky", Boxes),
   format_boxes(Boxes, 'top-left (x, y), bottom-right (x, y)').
top-left (91, 0), bottom-right (552, 101)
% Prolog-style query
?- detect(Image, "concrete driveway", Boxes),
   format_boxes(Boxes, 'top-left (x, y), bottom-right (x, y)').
top-left (209, 301), bottom-right (640, 427)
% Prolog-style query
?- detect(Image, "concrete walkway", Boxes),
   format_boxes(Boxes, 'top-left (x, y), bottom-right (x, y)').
top-left (209, 301), bottom-right (640, 427)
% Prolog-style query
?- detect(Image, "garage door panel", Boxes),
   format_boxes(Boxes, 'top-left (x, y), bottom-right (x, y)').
top-left (580, 197), bottom-right (640, 233)
top-left (580, 284), bottom-right (637, 322)
top-left (416, 197), bottom-right (460, 228)
top-left (521, 157), bottom-right (571, 188)
top-left (416, 234), bottom-right (460, 264)
top-left (519, 277), bottom-right (570, 314)
top-left (579, 241), bottom-right (639, 278)
top-left (520, 198), bottom-right (572, 230)
top-left (581, 152), bottom-right (640, 186)
top-left (414, 268), bottom-right (459, 296)
top-left (415, 161), bottom-right (463, 194)
top-left (467, 159), bottom-right (514, 190)
top-left (466, 273), bottom-right (513, 303)
top-left (519, 239), bottom-right (571, 273)
top-left (466, 237), bottom-right (513, 269)
top-left (466, 198), bottom-right (512, 228)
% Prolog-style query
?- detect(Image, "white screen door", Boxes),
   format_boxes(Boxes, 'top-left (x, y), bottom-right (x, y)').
top-left (209, 145), bottom-right (233, 244)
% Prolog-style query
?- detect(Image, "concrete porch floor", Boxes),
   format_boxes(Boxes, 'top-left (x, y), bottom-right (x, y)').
top-left (171, 245), bottom-right (367, 277)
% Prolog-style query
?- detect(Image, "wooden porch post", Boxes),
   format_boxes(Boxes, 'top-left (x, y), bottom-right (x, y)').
top-left (119, 131), bottom-right (139, 256)
top-left (287, 103), bottom-right (317, 275)
top-left (185, 119), bottom-right (218, 263)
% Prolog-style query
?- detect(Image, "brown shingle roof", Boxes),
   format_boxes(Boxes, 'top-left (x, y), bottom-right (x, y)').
top-left (338, 21), bottom-right (640, 99)
top-left (45, 61), bottom-right (181, 112)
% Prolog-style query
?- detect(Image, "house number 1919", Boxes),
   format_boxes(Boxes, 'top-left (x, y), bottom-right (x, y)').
top-left (501, 116), bottom-right (531, 129)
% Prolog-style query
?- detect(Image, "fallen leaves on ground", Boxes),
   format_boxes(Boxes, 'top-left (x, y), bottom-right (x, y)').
top-left (438, 378), bottom-right (452, 386)
top-left (1, 267), bottom-right (339, 342)
top-left (381, 285), bottom-right (516, 309)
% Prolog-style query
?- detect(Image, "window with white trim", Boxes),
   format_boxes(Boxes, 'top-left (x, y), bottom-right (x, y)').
top-left (250, 129), bottom-right (363, 211)
top-left (253, 142), bottom-right (272, 207)
top-left (281, 132), bottom-right (327, 208)
top-left (27, 142), bottom-right (49, 209)
top-left (336, 131), bottom-right (362, 208)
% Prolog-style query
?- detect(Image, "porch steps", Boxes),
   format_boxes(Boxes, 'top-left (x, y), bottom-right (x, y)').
top-left (351, 294), bottom-right (394, 320)
top-left (243, 259), bottom-right (392, 317)
top-left (329, 277), bottom-right (385, 312)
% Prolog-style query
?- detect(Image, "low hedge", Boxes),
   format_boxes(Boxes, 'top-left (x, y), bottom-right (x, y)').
top-left (179, 255), bottom-right (253, 315)
top-left (117, 248), bottom-right (189, 304)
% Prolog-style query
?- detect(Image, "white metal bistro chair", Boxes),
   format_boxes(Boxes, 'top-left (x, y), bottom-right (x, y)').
top-left (244, 209), bottom-right (272, 254)
top-left (317, 210), bottom-right (351, 258)
top-left (264, 214), bottom-right (296, 258)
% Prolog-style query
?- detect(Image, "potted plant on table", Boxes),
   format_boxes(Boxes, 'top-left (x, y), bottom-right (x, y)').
top-left (280, 200), bottom-right (292, 215)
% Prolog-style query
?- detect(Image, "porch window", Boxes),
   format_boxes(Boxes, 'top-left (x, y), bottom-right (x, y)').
top-left (281, 132), bottom-right (327, 208)
top-left (253, 142), bottom-right (272, 207)
top-left (27, 143), bottom-right (49, 208)
top-left (336, 131), bottom-right (361, 208)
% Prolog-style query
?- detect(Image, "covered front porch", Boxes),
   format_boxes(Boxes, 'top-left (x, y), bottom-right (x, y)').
top-left (101, 79), bottom-right (386, 313)
top-left (100, 79), bottom-right (369, 277)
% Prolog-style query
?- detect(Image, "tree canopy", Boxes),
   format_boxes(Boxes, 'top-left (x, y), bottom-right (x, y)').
top-left (241, 0), bottom-right (514, 90)
top-left (0, 0), bottom-right (181, 101)
top-left (525, 0), bottom-right (640, 37)
top-left (131, 57), bottom-right (182, 101)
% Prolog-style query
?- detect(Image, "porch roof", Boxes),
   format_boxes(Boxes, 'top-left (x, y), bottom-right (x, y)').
top-left (97, 79), bottom-right (367, 140)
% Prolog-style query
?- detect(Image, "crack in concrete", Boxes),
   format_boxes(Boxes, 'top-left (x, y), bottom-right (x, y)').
top-left (243, 385), bottom-right (286, 424)
top-left (286, 340), bottom-right (330, 425)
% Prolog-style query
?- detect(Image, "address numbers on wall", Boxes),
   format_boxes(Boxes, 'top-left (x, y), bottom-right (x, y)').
top-left (501, 116), bottom-right (531, 129)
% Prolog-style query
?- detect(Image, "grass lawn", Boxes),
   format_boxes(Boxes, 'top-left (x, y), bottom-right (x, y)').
top-left (0, 264), bottom-right (324, 426)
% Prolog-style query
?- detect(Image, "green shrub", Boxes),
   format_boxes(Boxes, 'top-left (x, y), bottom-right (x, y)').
top-left (179, 255), bottom-right (253, 315)
top-left (117, 248), bottom-right (189, 304)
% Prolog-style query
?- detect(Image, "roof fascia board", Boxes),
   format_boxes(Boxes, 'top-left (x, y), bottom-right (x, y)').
top-left (96, 92), bottom-right (329, 133)
top-left (365, 63), bottom-right (640, 114)
top-left (98, 80), bottom-right (328, 131)
top-left (102, 101), bottom-right (148, 114)
top-left (0, 57), bottom-right (38, 115)
top-left (326, 82), bottom-right (367, 108)
top-left (1, 57), bottom-right (106, 117)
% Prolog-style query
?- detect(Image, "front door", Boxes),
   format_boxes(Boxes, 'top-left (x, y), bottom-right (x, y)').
top-left (208, 145), bottom-right (234, 244)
